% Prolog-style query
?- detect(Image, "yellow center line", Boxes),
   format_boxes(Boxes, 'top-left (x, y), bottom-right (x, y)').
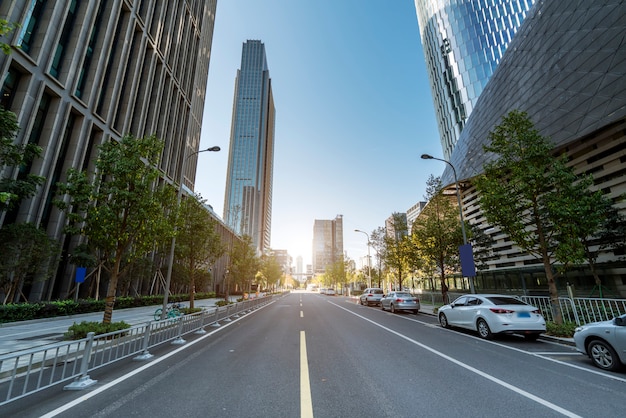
top-left (300, 331), bottom-right (314, 418)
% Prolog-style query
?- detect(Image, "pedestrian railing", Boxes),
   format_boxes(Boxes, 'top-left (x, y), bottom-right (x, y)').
top-left (0, 295), bottom-right (278, 406)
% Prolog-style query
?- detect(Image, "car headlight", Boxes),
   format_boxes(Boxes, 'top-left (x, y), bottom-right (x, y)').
top-left (574, 326), bottom-right (585, 333)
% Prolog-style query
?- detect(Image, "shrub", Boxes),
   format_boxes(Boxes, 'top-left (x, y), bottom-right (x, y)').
top-left (181, 307), bottom-right (202, 315)
top-left (546, 321), bottom-right (577, 338)
top-left (215, 300), bottom-right (233, 307)
top-left (64, 321), bottom-right (131, 340)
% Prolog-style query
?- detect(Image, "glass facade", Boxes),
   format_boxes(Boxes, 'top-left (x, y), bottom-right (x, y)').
top-left (224, 40), bottom-right (275, 253)
top-left (414, 0), bottom-right (535, 159)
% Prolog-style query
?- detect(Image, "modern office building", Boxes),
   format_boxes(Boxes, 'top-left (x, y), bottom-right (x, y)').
top-left (432, 0), bottom-right (626, 295)
top-left (0, 1), bottom-right (221, 300)
top-left (414, 0), bottom-right (535, 159)
top-left (313, 215), bottom-right (344, 275)
top-left (223, 40), bottom-right (276, 254)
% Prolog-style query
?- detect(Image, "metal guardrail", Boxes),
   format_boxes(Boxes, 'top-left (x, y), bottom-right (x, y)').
top-left (416, 291), bottom-right (626, 326)
top-left (0, 295), bottom-right (276, 406)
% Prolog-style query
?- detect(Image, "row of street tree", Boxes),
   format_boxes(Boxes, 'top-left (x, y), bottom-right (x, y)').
top-left (320, 111), bottom-right (625, 325)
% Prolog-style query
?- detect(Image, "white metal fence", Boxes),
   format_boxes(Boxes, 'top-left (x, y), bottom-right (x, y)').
top-left (0, 295), bottom-right (276, 406)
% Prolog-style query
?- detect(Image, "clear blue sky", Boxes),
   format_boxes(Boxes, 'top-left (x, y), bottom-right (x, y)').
top-left (196, 0), bottom-right (443, 268)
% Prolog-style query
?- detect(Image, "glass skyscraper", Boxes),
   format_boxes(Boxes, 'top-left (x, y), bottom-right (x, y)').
top-left (223, 40), bottom-right (276, 254)
top-left (414, 0), bottom-right (535, 159)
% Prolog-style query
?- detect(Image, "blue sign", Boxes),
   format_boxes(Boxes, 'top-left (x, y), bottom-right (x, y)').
top-left (459, 244), bottom-right (476, 277)
top-left (75, 267), bottom-right (87, 283)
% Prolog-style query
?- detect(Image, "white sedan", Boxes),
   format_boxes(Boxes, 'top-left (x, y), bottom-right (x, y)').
top-left (438, 294), bottom-right (546, 340)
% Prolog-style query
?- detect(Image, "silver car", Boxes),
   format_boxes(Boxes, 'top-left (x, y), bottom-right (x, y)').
top-left (380, 291), bottom-right (420, 314)
top-left (574, 314), bottom-right (626, 372)
top-left (438, 294), bottom-right (546, 340)
top-left (359, 288), bottom-right (384, 306)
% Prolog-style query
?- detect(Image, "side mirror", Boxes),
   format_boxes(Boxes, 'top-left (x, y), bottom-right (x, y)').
top-left (614, 317), bottom-right (625, 326)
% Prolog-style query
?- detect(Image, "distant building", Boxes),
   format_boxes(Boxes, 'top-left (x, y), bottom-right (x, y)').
top-left (223, 40), bottom-right (276, 254)
top-left (271, 249), bottom-right (292, 275)
top-left (313, 215), bottom-right (344, 274)
top-left (385, 213), bottom-right (408, 241)
top-left (406, 201), bottom-right (427, 232)
top-left (414, 0), bottom-right (535, 159)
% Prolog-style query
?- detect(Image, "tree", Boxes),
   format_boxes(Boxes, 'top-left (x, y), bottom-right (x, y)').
top-left (382, 213), bottom-right (411, 292)
top-left (56, 134), bottom-right (177, 323)
top-left (410, 175), bottom-right (463, 303)
top-left (176, 196), bottom-right (225, 308)
top-left (259, 254), bottom-right (283, 292)
top-left (228, 235), bottom-right (260, 295)
top-left (0, 107), bottom-right (45, 211)
top-left (0, 223), bottom-right (59, 304)
top-left (370, 226), bottom-right (386, 287)
top-left (0, 19), bottom-right (19, 55)
top-left (474, 110), bottom-right (601, 324)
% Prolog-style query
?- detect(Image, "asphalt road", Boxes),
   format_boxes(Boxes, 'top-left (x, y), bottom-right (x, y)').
top-left (3, 292), bottom-right (626, 418)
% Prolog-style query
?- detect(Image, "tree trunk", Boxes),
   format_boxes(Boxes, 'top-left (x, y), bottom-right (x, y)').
top-left (542, 256), bottom-right (562, 325)
top-left (102, 256), bottom-right (122, 324)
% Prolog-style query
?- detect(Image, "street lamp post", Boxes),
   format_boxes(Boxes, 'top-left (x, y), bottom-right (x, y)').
top-left (354, 229), bottom-right (372, 288)
top-left (161, 145), bottom-right (220, 319)
top-left (420, 153), bottom-right (476, 293)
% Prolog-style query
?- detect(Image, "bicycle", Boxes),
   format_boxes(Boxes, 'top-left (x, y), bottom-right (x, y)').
top-left (154, 302), bottom-right (183, 321)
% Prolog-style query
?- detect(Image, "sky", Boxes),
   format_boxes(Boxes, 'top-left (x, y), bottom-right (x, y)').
top-left (196, 0), bottom-right (443, 268)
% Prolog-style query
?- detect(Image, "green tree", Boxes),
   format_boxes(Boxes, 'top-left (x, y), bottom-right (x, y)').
top-left (0, 223), bottom-right (59, 304)
top-left (228, 235), bottom-right (260, 295)
top-left (0, 19), bottom-right (18, 54)
top-left (259, 254), bottom-right (283, 292)
top-left (0, 107), bottom-right (45, 211)
top-left (410, 175), bottom-right (463, 303)
top-left (474, 110), bottom-right (599, 324)
top-left (55, 134), bottom-right (176, 323)
top-left (382, 213), bottom-right (411, 291)
top-left (370, 226), bottom-right (386, 287)
top-left (176, 196), bottom-right (225, 308)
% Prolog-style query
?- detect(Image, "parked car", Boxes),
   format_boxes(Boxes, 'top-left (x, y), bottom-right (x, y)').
top-left (325, 288), bottom-right (336, 296)
top-left (319, 288), bottom-right (327, 295)
top-left (359, 288), bottom-right (384, 306)
top-left (380, 291), bottom-right (420, 314)
top-left (574, 314), bottom-right (626, 372)
top-left (438, 294), bottom-right (546, 340)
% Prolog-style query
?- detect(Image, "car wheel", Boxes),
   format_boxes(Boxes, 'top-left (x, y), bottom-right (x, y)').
top-left (360, 298), bottom-right (365, 305)
top-left (524, 333), bottom-right (540, 341)
top-left (439, 313), bottom-right (449, 328)
top-left (477, 318), bottom-right (493, 339)
top-left (381, 303), bottom-right (385, 311)
top-left (412, 310), bottom-right (419, 315)
top-left (588, 339), bottom-right (622, 371)
top-left (390, 304), bottom-right (396, 313)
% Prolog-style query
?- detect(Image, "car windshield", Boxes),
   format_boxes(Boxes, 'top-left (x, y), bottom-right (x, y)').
top-left (486, 296), bottom-right (527, 305)
top-left (373, 289), bottom-right (383, 294)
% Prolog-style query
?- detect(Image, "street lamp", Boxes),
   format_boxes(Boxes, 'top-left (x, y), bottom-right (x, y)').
top-left (420, 153), bottom-right (476, 293)
top-left (354, 229), bottom-right (372, 288)
top-left (162, 145), bottom-right (220, 319)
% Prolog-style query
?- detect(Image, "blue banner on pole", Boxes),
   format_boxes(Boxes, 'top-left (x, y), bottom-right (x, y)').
top-left (75, 267), bottom-right (87, 283)
top-left (459, 244), bottom-right (476, 277)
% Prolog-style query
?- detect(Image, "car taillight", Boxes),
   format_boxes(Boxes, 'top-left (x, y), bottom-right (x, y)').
top-left (531, 309), bottom-right (540, 314)
top-left (395, 298), bottom-right (403, 302)
top-left (489, 308), bottom-right (515, 314)
top-left (367, 294), bottom-right (373, 297)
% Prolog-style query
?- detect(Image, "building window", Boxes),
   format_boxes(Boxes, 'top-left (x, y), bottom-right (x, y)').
top-left (18, 0), bottom-right (46, 54)
top-left (50, 0), bottom-right (80, 79)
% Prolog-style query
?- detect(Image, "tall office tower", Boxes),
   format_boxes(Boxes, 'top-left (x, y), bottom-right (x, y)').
top-left (0, 1), bottom-right (217, 300)
top-left (312, 215), bottom-right (344, 275)
top-left (223, 40), bottom-right (276, 254)
top-left (414, 0), bottom-right (535, 159)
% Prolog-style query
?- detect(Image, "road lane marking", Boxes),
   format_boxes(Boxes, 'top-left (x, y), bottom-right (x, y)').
top-left (331, 301), bottom-right (582, 418)
top-left (300, 311), bottom-right (303, 318)
top-left (39, 300), bottom-right (276, 418)
top-left (300, 331), bottom-right (314, 418)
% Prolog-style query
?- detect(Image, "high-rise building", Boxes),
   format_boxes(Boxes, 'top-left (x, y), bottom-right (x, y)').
top-left (433, 0), bottom-right (626, 295)
top-left (0, 0), bottom-right (218, 300)
top-left (414, 0), bottom-right (535, 159)
top-left (223, 40), bottom-right (275, 254)
top-left (313, 215), bottom-right (344, 275)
